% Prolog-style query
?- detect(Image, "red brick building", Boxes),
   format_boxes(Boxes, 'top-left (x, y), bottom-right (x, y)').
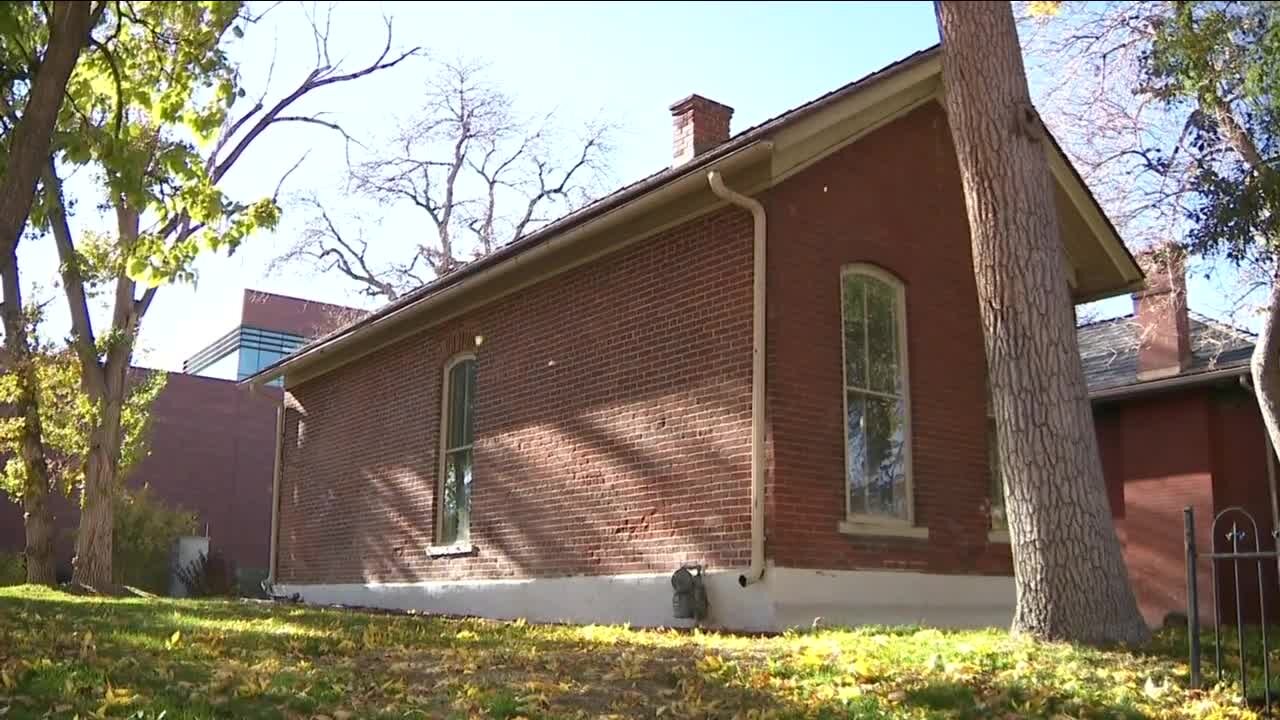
top-left (1078, 257), bottom-right (1271, 626)
top-left (247, 47), bottom-right (1156, 630)
top-left (0, 290), bottom-right (358, 589)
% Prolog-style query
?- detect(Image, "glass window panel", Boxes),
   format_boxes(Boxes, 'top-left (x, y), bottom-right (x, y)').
top-left (441, 449), bottom-right (472, 544)
top-left (865, 278), bottom-right (900, 395)
top-left (447, 361), bottom-right (473, 449)
top-left (846, 391), bottom-right (868, 516)
top-left (842, 275), bottom-right (867, 390)
top-left (440, 359), bottom-right (475, 545)
top-left (863, 395), bottom-right (907, 520)
top-left (989, 417), bottom-right (1006, 530)
top-left (462, 360), bottom-right (476, 447)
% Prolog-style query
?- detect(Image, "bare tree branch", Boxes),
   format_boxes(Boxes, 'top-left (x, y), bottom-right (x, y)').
top-left (212, 15), bottom-right (419, 184)
top-left (290, 59), bottom-right (614, 301)
top-left (40, 163), bottom-right (105, 395)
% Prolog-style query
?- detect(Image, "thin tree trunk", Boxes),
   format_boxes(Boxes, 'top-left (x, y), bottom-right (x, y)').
top-left (935, 0), bottom-right (1149, 645)
top-left (0, 251), bottom-right (56, 585)
top-left (0, 1), bottom-right (94, 261)
top-left (1253, 276), bottom-right (1280, 504)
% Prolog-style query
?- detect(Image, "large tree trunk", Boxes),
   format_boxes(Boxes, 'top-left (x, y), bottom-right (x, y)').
top-left (0, 1), bottom-right (94, 260)
top-left (935, 0), bottom-right (1149, 645)
top-left (70, 203), bottom-right (142, 593)
top-left (23, 480), bottom-right (56, 585)
top-left (70, 376), bottom-right (125, 592)
top-left (0, 251), bottom-right (56, 585)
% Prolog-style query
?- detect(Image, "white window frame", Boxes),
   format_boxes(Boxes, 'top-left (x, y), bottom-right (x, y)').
top-left (435, 352), bottom-right (477, 551)
top-left (838, 263), bottom-right (919, 533)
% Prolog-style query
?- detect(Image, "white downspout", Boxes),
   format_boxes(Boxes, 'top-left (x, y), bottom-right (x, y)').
top-left (707, 170), bottom-right (767, 587)
top-left (267, 402), bottom-right (284, 588)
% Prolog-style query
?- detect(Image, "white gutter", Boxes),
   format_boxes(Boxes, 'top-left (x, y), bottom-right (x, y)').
top-left (1088, 365), bottom-right (1248, 402)
top-left (267, 402), bottom-right (284, 588)
top-left (706, 170), bottom-right (767, 587)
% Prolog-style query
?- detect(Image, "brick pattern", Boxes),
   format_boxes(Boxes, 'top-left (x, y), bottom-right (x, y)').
top-left (1207, 386), bottom-right (1276, 625)
top-left (0, 372), bottom-right (281, 577)
top-left (1103, 391), bottom-right (1216, 625)
top-left (277, 210), bottom-right (755, 584)
top-left (763, 102), bottom-right (1011, 576)
top-left (241, 290), bottom-right (365, 339)
top-left (670, 95), bottom-right (734, 165)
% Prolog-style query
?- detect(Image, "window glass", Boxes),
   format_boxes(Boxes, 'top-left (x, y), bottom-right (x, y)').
top-left (842, 270), bottom-right (910, 523)
top-left (439, 357), bottom-right (476, 545)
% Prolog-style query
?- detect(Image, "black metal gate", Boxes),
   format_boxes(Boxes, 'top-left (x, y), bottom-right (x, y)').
top-left (1184, 505), bottom-right (1279, 713)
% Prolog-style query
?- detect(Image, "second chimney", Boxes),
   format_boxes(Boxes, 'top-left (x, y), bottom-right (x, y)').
top-left (670, 95), bottom-right (734, 167)
top-left (1133, 246), bottom-right (1191, 380)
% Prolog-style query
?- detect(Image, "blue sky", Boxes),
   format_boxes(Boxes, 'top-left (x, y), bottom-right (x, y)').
top-left (19, 1), bottom-right (1244, 372)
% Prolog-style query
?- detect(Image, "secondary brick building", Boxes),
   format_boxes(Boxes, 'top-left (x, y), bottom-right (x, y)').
top-left (1078, 254), bottom-right (1274, 627)
top-left (0, 290), bottom-right (358, 589)
top-left (247, 47), bottom-right (1148, 630)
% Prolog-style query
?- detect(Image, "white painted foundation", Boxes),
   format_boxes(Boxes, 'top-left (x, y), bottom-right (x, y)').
top-left (276, 566), bottom-right (1015, 632)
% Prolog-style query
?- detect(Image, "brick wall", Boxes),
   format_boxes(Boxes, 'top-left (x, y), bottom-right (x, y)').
top-left (1101, 391), bottom-right (1215, 626)
top-left (277, 209), bottom-right (755, 584)
top-left (0, 372), bottom-right (279, 578)
top-left (1207, 385), bottom-right (1276, 624)
top-left (763, 101), bottom-right (1011, 576)
top-left (241, 290), bottom-right (365, 338)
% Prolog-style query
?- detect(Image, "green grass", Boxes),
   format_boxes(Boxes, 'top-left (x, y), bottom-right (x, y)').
top-left (0, 585), bottom-right (1262, 718)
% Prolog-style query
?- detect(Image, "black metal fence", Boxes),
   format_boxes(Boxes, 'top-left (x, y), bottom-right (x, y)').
top-left (1184, 505), bottom-right (1278, 713)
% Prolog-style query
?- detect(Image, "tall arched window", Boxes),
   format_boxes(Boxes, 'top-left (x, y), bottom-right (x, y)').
top-left (841, 265), bottom-right (914, 526)
top-left (438, 353), bottom-right (476, 546)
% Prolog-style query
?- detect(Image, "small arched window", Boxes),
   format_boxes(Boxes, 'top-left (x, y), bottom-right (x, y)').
top-left (841, 265), bottom-right (913, 525)
top-left (437, 353), bottom-right (476, 546)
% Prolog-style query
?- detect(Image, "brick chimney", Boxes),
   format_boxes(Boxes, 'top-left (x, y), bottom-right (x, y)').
top-left (670, 95), bottom-right (734, 167)
top-left (1133, 246), bottom-right (1192, 380)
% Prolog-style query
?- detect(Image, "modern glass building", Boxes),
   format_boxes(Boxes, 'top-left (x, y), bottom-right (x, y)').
top-left (183, 326), bottom-right (309, 384)
top-left (183, 290), bottom-right (362, 386)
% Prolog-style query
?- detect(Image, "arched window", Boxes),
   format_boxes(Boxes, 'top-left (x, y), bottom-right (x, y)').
top-left (841, 265), bottom-right (913, 526)
top-left (438, 353), bottom-right (476, 546)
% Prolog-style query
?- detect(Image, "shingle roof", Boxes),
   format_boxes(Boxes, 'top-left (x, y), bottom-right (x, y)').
top-left (1076, 312), bottom-right (1256, 392)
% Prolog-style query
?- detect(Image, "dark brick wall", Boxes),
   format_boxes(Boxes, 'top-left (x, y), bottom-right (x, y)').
top-left (763, 101), bottom-right (1011, 576)
top-left (241, 290), bottom-right (365, 338)
top-left (1102, 390), bottom-right (1215, 625)
top-left (277, 209), bottom-right (756, 584)
top-left (0, 372), bottom-right (280, 577)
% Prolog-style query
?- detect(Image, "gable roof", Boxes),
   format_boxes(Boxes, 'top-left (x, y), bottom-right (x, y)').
top-left (244, 44), bottom-right (1142, 389)
top-left (1077, 313), bottom-right (1255, 396)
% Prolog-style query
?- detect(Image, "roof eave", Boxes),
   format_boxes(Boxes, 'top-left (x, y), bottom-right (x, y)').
top-left (241, 140), bottom-right (776, 388)
top-left (1089, 364), bottom-right (1250, 403)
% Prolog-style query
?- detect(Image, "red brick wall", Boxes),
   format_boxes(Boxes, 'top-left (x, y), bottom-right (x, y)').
top-left (241, 290), bottom-right (365, 339)
top-left (1207, 386), bottom-right (1276, 624)
top-left (763, 101), bottom-right (1011, 576)
top-left (277, 209), bottom-right (755, 584)
top-left (1100, 391), bottom-right (1215, 626)
top-left (0, 372), bottom-right (280, 578)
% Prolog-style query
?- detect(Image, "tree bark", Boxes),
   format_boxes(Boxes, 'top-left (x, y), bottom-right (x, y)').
top-left (935, 0), bottom-right (1150, 645)
top-left (1253, 277), bottom-right (1280, 509)
top-left (0, 251), bottom-right (56, 585)
top-left (0, 1), bottom-right (94, 261)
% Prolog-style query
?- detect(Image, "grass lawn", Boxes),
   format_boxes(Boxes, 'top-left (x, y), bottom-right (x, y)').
top-left (0, 585), bottom-right (1263, 719)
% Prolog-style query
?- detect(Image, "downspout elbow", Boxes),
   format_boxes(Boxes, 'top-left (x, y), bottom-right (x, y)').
top-left (707, 170), bottom-right (767, 587)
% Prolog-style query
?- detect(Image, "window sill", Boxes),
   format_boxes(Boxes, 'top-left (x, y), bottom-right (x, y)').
top-left (838, 521), bottom-right (930, 540)
top-left (427, 543), bottom-right (476, 558)
top-left (988, 529), bottom-right (1010, 544)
